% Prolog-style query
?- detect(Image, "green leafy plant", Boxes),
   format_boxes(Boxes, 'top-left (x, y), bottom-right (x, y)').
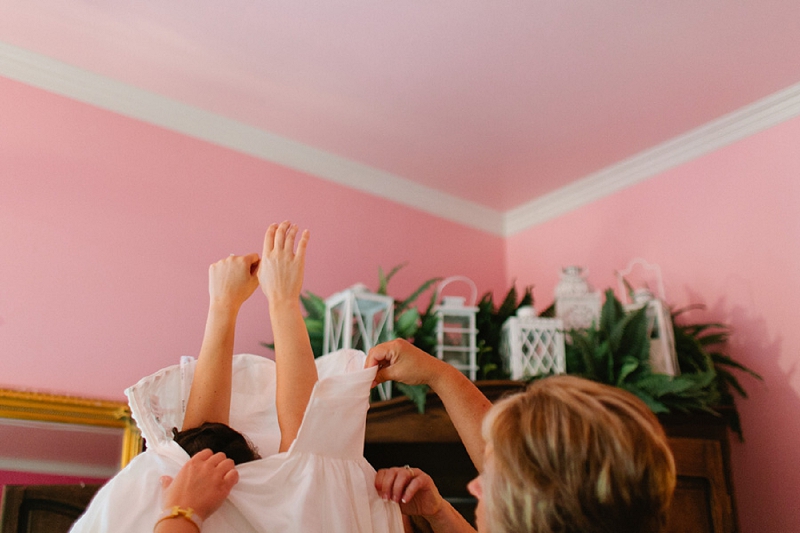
top-left (475, 284), bottom-right (534, 380)
top-left (374, 264), bottom-right (441, 412)
top-left (563, 289), bottom-right (761, 440)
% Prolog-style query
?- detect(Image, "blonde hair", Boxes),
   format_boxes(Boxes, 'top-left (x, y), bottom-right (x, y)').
top-left (481, 375), bottom-right (675, 533)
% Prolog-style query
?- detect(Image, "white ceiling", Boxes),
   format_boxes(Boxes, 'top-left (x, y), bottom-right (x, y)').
top-left (2, 1), bottom-right (800, 234)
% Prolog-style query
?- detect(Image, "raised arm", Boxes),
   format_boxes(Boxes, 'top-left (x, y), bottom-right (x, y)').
top-left (182, 254), bottom-right (260, 430)
top-left (258, 221), bottom-right (317, 452)
top-left (365, 339), bottom-right (492, 471)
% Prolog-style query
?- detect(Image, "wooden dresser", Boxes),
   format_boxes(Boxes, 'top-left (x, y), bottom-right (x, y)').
top-left (0, 484), bottom-right (101, 533)
top-left (364, 381), bottom-right (739, 533)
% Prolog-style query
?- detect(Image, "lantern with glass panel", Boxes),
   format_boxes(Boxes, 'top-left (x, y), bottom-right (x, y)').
top-left (323, 283), bottom-right (395, 397)
top-left (617, 259), bottom-right (680, 376)
top-left (434, 277), bottom-right (479, 381)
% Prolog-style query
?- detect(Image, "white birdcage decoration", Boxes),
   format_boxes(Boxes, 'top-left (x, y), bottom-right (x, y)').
top-left (617, 259), bottom-right (680, 377)
top-left (501, 306), bottom-right (565, 380)
top-left (323, 283), bottom-right (395, 398)
top-left (434, 277), bottom-right (479, 381)
top-left (554, 266), bottom-right (602, 330)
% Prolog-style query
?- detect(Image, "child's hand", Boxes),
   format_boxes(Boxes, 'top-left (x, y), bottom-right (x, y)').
top-left (208, 254), bottom-right (260, 310)
top-left (258, 221), bottom-right (310, 304)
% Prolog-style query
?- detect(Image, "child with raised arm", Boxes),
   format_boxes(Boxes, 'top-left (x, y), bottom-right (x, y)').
top-left (172, 221), bottom-right (315, 464)
top-left (71, 222), bottom-right (403, 533)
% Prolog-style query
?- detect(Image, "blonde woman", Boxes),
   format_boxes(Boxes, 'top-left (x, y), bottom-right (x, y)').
top-left (368, 340), bottom-right (676, 533)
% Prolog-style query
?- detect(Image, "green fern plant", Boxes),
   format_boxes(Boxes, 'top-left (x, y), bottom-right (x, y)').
top-left (563, 290), bottom-right (761, 440)
top-left (374, 264), bottom-right (441, 412)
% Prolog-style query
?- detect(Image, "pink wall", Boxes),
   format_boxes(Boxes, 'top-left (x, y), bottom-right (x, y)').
top-left (507, 115), bottom-right (800, 532)
top-left (4, 73), bottom-right (799, 530)
top-left (0, 75), bottom-right (507, 399)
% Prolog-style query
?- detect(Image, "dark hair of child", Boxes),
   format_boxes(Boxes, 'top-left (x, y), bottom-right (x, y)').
top-left (172, 422), bottom-right (261, 465)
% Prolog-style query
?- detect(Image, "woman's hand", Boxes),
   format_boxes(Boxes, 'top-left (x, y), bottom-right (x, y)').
top-left (375, 466), bottom-right (444, 519)
top-left (366, 339), bottom-right (444, 388)
top-left (160, 449), bottom-right (239, 521)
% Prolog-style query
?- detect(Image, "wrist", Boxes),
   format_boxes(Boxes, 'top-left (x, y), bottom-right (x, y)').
top-left (268, 298), bottom-right (302, 313)
top-left (208, 298), bottom-right (241, 314)
top-left (155, 506), bottom-right (203, 532)
top-left (423, 499), bottom-right (459, 528)
top-left (426, 357), bottom-right (458, 391)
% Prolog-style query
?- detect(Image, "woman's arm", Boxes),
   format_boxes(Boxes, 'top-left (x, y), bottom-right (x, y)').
top-left (366, 339), bottom-right (492, 471)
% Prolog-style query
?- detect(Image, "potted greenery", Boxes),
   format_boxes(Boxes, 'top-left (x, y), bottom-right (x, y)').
top-left (554, 289), bottom-right (760, 440)
top-left (267, 268), bottom-right (760, 439)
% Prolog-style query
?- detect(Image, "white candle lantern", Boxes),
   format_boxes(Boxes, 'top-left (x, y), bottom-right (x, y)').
top-left (323, 283), bottom-right (395, 398)
top-left (554, 266), bottom-right (602, 330)
top-left (434, 277), bottom-right (479, 381)
top-left (501, 306), bottom-right (566, 380)
top-left (616, 259), bottom-right (680, 376)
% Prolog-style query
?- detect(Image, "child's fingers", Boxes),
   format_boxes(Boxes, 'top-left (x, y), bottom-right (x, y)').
top-left (242, 253), bottom-right (260, 275)
top-left (273, 220), bottom-right (290, 251)
top-left (294, 229), bottom-right (310, 262)
top-left (264, 223), bottom-right (279, 255)
top-left (284, 224), bottom-right (299, 252)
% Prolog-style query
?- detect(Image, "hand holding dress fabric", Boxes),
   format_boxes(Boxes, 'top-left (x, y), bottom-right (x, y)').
top-left (155, 449), bottom-right (239, 532)
top-left (375, 465), bottom-right (477, 533)
top-left (366, 339), bottom-right (493, 471)
top-left (375, 466), bottom-right (443, 517)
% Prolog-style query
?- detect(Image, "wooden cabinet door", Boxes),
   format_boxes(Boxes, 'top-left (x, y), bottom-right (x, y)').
top-left (0, 484), bottom-right (101, 533)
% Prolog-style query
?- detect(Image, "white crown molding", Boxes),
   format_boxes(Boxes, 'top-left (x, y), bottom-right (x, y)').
top-left (3, 41), bottom-right (799, 238)
top-left (503, 81), bottom-right (800, 235)
top-left (0, 41), bottom-right (505, 236)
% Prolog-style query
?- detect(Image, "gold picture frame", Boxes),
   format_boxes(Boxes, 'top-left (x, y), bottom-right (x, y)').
top-left (0, 388), bottom-right (142, 469)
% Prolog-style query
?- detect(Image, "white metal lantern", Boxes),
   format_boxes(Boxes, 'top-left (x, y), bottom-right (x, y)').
top-left (434, 277), bottom-right (479, 381)
top-left (501, 306), bottom-right (566, 380)
top-left (323, 283), bottom-right (394, 353)
top-left (554, 266), bottom-right (602, 330)
top-left (617, 259), bottom-right (680, 376)
top-left (323, 283), bottom-right (395, 398)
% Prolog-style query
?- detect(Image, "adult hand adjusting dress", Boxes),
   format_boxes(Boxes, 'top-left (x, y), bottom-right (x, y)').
top-left (70, 349), bottom-right (404, 533)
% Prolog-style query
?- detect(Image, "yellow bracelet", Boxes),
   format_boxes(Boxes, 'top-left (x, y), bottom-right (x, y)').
top-left (155, 506), bottom-right (203, 532)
